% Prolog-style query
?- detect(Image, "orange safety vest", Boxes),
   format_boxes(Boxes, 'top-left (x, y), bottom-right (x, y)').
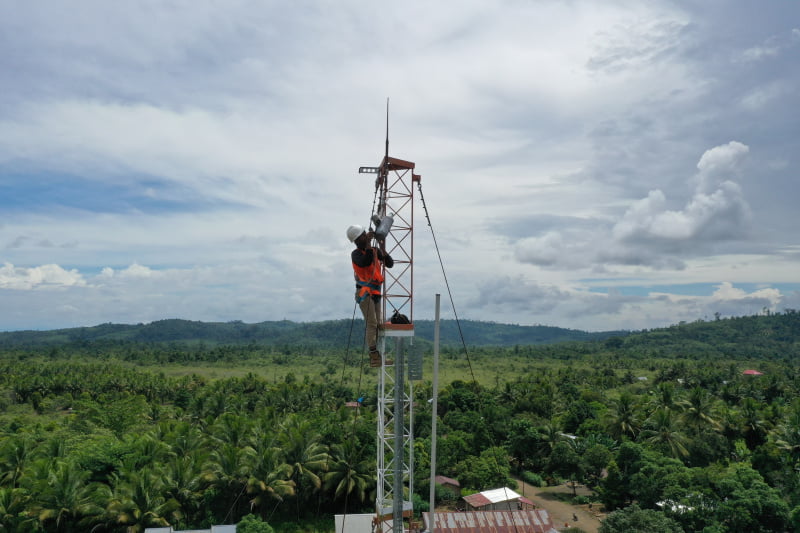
top-left (352, 248), bottom-right (384, 303)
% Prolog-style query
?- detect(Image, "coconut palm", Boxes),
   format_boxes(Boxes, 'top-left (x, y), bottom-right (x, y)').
top-left (740, 397), bottom-right (770, 450)
top-left (681, 386), bottom-right (722, 432)
top-left (0, 435), bottom-right (36, 489)
top-left (541, 423), bottom-right (566, 452)
top-left (210, 412), bottom-right (254, 448)
top-left (648, 382), bottom-right (682, 416)
top-left (0, 487), bottom-right (33, 531)
top-left (773, 400), bottom-right (800, 465)
top-left (202, 440), bottom-right (254, 519)
top-left (277, 415), bottom-right (331, 510)
top-left (324, 439), bottom-right (375, 510)
top-left (28, 459), bottom-right (106, 531)
top-left (247, 442), bottom-right (295, 514)
top-left (162, 452), bottom-right (204, 527)
top-left (106, 467), bottom-right (181, 533)
top-left (606, 391), bottom-right (642, 441)
top-left (641, 409), bottom-right (689, 459)
top-left (121, 433), bottom-right (174, 471)
top-left (163, 420), bottom-right (208, 459)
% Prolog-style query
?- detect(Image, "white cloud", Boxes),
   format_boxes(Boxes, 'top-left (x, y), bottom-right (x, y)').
top-left (467, 276), bottom-right (792, 331)
top-left (515, 141), bottom-right (753, 271)
top-left (695, 141), bottom-right (749, 189)
top-left (514, 232), bottom-right (567, 267)
top-left (735, 29), bottom-right (800, 63)
top-left (115, 263), bottom-right (155, 279)
top-left (612, 141), bottom-right (752, 246)
top-left (711, 281), bottom-right (780, 304)
top-left (613, 180), bottom-right (750, 243)
top-left (0, 262), bottom-right (85, 289)
top-left (738, 44), bottom-right (780, 63)
top-left (739, 82), bottom-right (788, 111)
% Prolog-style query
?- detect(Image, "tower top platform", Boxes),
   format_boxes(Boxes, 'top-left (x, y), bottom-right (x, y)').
top-left (383, 323), bottom-right (415, 337)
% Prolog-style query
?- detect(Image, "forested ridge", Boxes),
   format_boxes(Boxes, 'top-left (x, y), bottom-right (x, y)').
top-left (0, 318), bottom-right (625, 349)
top-left (1, 310), bottom-right (799, 532)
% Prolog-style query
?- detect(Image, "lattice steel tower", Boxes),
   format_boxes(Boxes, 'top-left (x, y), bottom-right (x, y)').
top-left (359, 151), bottom-right (421, 532)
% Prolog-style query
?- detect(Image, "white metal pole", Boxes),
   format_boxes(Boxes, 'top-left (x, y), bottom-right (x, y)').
top-left (428, 294), bottom-right (441, 532)
top-left (393, 337), bottom-right (404, 533)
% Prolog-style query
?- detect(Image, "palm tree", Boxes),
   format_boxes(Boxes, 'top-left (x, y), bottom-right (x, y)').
top-left (648, 382), bottom-right (682, 415)
top-left (681, 387), bottom-right (722, 432)
top-left (162, 452), bottom-right (204, 527)
top-left (121, 433), bottom-right (174, 471)
top-left (0, 435), bottom-right (36, 489)
top-left (277, 415), bottom-right (331, 516)
top-left (324, 439), bottom-right (375, 511)
top-left (28, 459), bottom-right (106, 531)
top-left (740, 397), bottom-right (770, 450)
top-left (210, 412), bottom-right (254, 448)
top-left (247, 442), bottom-right (295, 515)
top-left (605, 391), bottom-right (642, 441)
top-left (773, 400), bottom-right (800, 466)
top-left (163, 420), bottom-right (208, 459)
top-left (0, 487), bottom-right (33, 531)
top-left (641, 409), bottom-right (689, 459)
top-left (106, 467), bottom-right (181, 533)
top-left (202, 441), bottom-right (254, 519)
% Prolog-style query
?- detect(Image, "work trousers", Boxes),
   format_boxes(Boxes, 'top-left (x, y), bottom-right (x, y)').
top-left (357, 291), bottom-right (382, 349)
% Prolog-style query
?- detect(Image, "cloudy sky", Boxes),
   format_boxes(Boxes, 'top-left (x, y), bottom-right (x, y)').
top-left (1, 1), bottom-right (798, 332)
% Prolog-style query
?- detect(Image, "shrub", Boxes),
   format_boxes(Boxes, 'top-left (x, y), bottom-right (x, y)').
top-left (435, 483), bottom-right (459, 502)
top-left (521, 471), bottom-right (545, 487)
top-left (238, 514), bottom-right (275, 533)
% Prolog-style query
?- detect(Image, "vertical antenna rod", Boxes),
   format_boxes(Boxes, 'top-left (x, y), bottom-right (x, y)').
top-left (385, 98), bottom-right (390, 164)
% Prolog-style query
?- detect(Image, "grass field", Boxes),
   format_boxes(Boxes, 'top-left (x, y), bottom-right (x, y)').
top-left (142, 349), bottom-right (658, 390)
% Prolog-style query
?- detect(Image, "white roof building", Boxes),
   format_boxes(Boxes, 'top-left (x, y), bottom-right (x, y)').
top-left (462, 487), bottom-right (524, 511)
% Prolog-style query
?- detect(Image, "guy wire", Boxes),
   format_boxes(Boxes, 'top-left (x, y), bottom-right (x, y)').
top-left (418, 180), bottom-right (523, 533)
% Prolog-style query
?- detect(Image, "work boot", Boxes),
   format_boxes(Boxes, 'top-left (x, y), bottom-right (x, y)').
top-left (369, 347), bottom-right (380, 367)
top-left (369, 349), bottom-right (393, 367)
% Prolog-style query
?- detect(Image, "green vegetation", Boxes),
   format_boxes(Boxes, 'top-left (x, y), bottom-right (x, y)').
top-left (0, 318), bottom-right (625, 350)
top-left (0, 310), bottom-right (798, 531)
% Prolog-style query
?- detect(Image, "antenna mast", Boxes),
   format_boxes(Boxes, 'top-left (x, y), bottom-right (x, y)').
top-left (385, 98), bottom-right (390, 161)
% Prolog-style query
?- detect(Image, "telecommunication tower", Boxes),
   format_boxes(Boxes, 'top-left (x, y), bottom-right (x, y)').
top-left (359, 150), bottom-right (421, 532)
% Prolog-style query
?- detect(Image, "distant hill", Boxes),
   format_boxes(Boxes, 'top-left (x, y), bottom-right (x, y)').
top-left (603, 310), bottom-right (800, 360)
top-left (3, 312), bottom-right (797, 361)
top-left (0, 318), bottom-right (626, 349)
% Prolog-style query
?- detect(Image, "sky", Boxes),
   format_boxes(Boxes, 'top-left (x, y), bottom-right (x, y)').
top-left (1, 1), bottom-right (799, 332)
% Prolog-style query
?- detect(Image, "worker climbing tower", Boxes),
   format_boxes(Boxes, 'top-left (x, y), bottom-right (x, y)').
top-left (359, 136), bottom-right (421, 532)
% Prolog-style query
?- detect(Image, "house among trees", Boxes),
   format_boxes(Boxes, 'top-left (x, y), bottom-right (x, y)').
top-left (435, 475), bottom-right (462, 497)
top-left (462, 487), bottom-right (533, 511)
top-left (422, 510), bottom-right (557, 533)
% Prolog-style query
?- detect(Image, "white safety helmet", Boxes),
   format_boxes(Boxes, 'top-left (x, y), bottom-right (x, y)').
top-left (346, 224), bottom-right (365, 242)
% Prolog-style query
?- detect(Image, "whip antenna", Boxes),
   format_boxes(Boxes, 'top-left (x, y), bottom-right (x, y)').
top-left (385, 97), bottom-right (390, 163)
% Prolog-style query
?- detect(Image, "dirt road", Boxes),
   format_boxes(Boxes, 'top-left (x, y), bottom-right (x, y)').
top-left (514, 479), bottom-right (605, 532)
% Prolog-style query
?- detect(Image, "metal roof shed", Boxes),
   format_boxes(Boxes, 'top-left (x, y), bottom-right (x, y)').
top-left (462, 487), bottom-right (522, 511)
top-left (423, 510), bottom-right (558, 533)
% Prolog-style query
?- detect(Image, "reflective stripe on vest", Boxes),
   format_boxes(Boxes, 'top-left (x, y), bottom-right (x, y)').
top-left (353, 248), bottom-right (383, 302)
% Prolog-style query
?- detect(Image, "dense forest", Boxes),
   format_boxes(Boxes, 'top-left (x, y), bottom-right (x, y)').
top-left (0, 318), bottom-right (625, 350)
top-left (1, 310), bottom-right (799, 532)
